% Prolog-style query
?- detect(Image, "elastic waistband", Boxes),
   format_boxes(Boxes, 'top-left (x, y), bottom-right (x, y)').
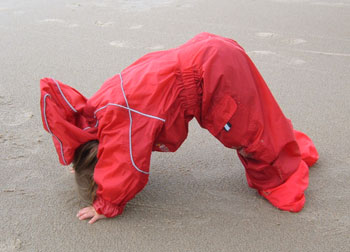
top-left (176, 68), bottom-right (202, 115)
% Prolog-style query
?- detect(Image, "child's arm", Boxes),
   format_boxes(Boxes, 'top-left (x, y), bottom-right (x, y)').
top-left (90, 96), bottom-right (162, 218)
top-left (77, 206), bottom-right (106, 224)
top-left (90, 118), bottom-right (153, 219)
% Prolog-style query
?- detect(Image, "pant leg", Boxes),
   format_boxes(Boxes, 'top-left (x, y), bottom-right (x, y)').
top-left (212, 53), bottom-right (318, 212)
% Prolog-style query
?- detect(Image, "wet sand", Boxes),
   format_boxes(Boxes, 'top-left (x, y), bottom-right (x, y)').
top-left (1, 0), bottom-right (349, 251)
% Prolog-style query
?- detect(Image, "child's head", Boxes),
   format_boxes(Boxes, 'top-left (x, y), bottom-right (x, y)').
top-left (72, 140), bottom-right (99, 204)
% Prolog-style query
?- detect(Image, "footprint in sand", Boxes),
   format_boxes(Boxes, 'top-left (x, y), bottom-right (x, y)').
top-left (147, 45), bottom-right (165, 50)
top-left (109, 41), bottom-right (164, 50)
top-left (66, 2), bottom-right (110, 9)
top-left (0, 96), bottom-right (33, 127)
top-left (256, 32), bottom-right (307, 46)
top-left (0, 238), bottom-right (22, 251)
top-left (247, 51), bottom-right (306, 66)
top-left (2, 111), bottom-right (33, 127)
top-left (176, 3), bottom-right (194, 8)
top-left (286, 38), bottom-right (307, 45)
top-left (109, 41), bottom-right (129, 48)
top-left (66, 3), bottom-right (82, 9)
top-left (0, 130), bottom-right (43, 162)
top-left (0, 95), bottom-right (12, 106)
top-left (39, 18), bottom-right (65, 24)
top-left (247, 50), bottom-right (277, 56)
top-left (129, 24), bottom-right (144, 30)
top-left (255, 32), bottom-right (277, 39)
top-left (95, 21), bottom-right (114, 27)
top-left (254, 32), bottom-right (308, 65)
top-left (38, 18), bottom-right (80, 28)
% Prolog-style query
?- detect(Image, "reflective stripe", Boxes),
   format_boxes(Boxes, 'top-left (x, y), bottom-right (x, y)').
top-left (94, 103), bottom-right (165, 122)
top-left (51, 78), bottom-right (77, 113)
top-left (43, 94), bottom-right (67, 165)
top-left (93, 74), bottom-right (166, 175)
top-left (119, 73), bottom-right (149, 175)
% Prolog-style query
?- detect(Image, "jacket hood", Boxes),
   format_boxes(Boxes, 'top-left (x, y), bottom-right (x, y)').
top-left (40, 78), bottom-right (97, 165)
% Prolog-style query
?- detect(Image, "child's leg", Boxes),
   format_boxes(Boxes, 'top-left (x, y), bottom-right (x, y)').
top-left (211, 52), bottom-right (318, 212)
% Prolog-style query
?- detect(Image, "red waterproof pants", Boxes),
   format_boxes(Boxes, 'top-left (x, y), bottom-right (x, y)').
top-left (211, 56), bottom-right (318, 212)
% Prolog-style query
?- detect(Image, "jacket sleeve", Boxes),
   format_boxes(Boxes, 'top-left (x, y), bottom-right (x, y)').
top-left (92, 109), bottom-right (157, 218)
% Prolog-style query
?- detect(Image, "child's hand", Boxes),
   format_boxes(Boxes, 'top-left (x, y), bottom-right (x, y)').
top-left (77, 206), bottom-right (106, 224)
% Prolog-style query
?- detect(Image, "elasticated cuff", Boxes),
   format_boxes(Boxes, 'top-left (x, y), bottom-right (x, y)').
top-left (93, 196), bottom-right (125, 218)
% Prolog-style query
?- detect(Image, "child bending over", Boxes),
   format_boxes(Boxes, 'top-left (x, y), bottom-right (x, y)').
top-left (40, 33), bottom-right (318, 224)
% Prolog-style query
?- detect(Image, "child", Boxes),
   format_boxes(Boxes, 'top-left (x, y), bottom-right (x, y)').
top-left (40, 32), bottom-right (319, 224)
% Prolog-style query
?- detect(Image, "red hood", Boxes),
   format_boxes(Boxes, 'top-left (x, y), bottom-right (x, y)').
top-left (40, 78), bottom-right (97, 165)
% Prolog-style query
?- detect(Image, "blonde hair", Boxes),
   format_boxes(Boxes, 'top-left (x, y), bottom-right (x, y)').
top-left (72, 140), bottom-right (99, 204)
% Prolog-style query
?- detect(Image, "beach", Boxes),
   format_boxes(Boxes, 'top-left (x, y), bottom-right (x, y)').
top-left (1, 0), bottom-right (349, 251)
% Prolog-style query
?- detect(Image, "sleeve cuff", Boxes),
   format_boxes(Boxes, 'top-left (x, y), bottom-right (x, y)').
top-left (93, 196), bottom-right (125, 218)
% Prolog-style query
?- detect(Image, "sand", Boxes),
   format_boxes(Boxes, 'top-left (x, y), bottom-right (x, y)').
top-left (1, 0), bottom-right (349, 251)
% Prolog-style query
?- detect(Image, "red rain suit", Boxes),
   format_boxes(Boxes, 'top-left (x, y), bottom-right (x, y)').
top-left (40, 33), bottom-right (318, 217)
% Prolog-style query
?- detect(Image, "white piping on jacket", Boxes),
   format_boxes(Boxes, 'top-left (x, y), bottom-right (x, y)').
top-left (47, 76), bottom-right (165, 173)
top-left (52, 78), bottom-right (78, 113)
top-left (119, 73), bottom-right (151, 175)
top-left (94, 103), bottom-right (165, 122)
top-left (43, 94), bottom-right (68, 165)
top-left (94, 73), bottom-right (165, 175)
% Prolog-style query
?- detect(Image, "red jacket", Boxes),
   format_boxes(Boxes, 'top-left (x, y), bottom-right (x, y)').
top-left (40, 33), bottom-right (318, 217)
